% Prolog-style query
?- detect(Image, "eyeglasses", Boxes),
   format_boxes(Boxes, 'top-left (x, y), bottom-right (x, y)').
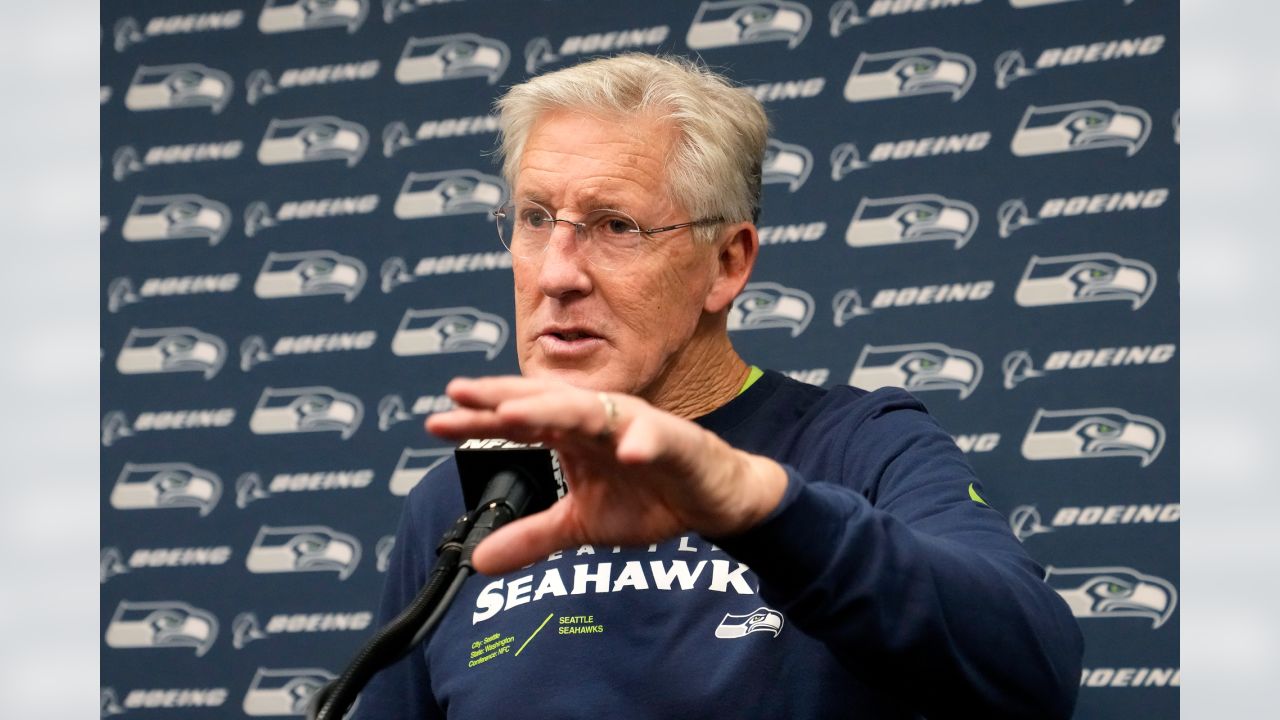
top-left (494, 199), bottom-right (726, 270)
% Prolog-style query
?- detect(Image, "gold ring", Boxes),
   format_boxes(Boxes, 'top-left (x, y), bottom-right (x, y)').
top-left (597, 392), bottom-right (619, 439)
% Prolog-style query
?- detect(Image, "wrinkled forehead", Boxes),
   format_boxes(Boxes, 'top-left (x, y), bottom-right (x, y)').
top-left (514, 108), bottom-right (682, 212)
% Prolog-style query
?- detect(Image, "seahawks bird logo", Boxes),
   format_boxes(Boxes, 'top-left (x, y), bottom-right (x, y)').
top-left (846, 194), bottom-right (977, 249)
top-left (727, 282), bottom-right (814, 337)
top-left (1045, 565), bottom-right (1177, 629)
top-left (395, 34), bottom-right (510, 85)
top-left (242, 667), bottom-right (337, 717)
top-left (391, 307), bottom-right (509, 359)
top-left (850, 342), bottom-right (983, 399)
top-left (254, 250), bottom-right (367, 302)
top-left (122, 194), bottom-right (231, 246)
top-left (1014, 252), bottom-right (1156, 310)
top-left (389, 448), bottom-right (451, 496)
top-left (686, 0), bottom-right (812, 50)
top-left (762, 139), bottom-right (813, 192)
top-left (109, 462), bottom-right (223, 516)
top-left (249, 386), bottom-right (364, 439)
top-left (245, 525), bottom-right (362, 580)
top-left (393, 170), bottom-right (508, 220)
top-left (844, 47), bottom-right (975, 103)
top-left (1011, 100), bottom-right (1151, 157)
top-left (115, 327), bottom-right (227, 379)
top-left (1021, 407), bottom-right (1165, 466)
top-left (715, 607), bottom-right (784, 639)
top-left (104, 600), bottom-right (219, 656)
top-left (124, 63), bottom-right (233, 114)
top-left (258, 0), bottom-right (368, 34)
top-left (257, 116), bottom-right (368, 167)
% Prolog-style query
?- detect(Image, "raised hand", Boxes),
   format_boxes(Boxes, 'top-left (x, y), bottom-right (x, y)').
top-left (425, 376), bottom-right (787, 576)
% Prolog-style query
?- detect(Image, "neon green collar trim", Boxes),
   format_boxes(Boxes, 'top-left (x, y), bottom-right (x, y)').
top-left (738, 365), bottom-right (764, 396)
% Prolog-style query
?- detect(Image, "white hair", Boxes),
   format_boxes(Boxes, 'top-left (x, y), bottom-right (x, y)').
top-left (494, 53), bottom-right (769, 243)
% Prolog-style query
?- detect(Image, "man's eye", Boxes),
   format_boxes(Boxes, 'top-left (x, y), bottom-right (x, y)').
top-left (522, 212), bottom-right (549, 228)
top-left (603, 218), bottom-right (634, 235)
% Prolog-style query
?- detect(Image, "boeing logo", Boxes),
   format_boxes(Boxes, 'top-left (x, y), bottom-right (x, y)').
top-left (525, 26), bottom-right (669, 74)
top-left (246, 59), bottom-right (379, 105)
top-left (996, 188), bottom-right (1169, 237)
top-left (111, 141), bottom-right (243, 181)
top-left (378, 393), bottom-right (454, 431)
top-left (113, 11), bottom-right (244, 52)
top-left (382, 115), bottom-right (498, 157)
top-left (828, 0), bottom-right (981, 36)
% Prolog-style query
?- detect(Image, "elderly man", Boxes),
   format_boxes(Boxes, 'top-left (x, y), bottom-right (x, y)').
top-left (360, 53), bottom-right (1082, 719)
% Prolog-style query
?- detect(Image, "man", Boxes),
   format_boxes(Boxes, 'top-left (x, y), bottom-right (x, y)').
top-left (359, 53), bottom-right (1082, 719)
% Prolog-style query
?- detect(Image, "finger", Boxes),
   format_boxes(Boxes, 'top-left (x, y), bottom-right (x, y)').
top-left (496, 392), bottom-right (612, 438)
top-left (614, 412), bottom-right (664, 464)
top-left (470, 501), bottom-right (581, 576)
top-left (426, 408), bottom-right (560, 443)
top-left (445, 376), bottom-right (552, 410)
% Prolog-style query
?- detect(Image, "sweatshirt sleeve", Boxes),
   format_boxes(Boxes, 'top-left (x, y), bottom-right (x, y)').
top-left (350, 496), bottom-right (444, 720)
top-left (714, 389), bottom-right (1084, 719)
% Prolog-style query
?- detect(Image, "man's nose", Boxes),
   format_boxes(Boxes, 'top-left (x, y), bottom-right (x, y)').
top-left (536, 220), bottom-right (593, 298)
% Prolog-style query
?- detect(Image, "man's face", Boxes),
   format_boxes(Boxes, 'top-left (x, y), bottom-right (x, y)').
top-left (511, 110), bottom-right (718, 395)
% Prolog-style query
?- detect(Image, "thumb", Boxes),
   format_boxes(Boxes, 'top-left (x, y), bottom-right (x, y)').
top-left (470, 500), bottom-right (580, 576)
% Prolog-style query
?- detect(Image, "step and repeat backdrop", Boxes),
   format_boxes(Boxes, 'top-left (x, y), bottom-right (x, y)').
top-left (100, 1), bottom-right (1178, 717)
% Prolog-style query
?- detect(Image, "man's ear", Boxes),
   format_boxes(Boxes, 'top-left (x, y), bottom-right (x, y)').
top-left (704, 223), bottom-right (759, 314)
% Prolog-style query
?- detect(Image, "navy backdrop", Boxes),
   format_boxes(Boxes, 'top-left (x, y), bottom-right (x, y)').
top-left (100, 1), bottom-right (1179, 717)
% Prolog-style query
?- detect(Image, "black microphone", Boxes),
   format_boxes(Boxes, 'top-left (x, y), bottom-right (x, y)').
top-left (308, 440), bottom-right (565, 720)
top-left (454, 438), bottom-right (565, 522)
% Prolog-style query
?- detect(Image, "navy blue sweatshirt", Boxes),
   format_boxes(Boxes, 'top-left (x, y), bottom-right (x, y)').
top-left (355, 370), bottom-right (1083, 719)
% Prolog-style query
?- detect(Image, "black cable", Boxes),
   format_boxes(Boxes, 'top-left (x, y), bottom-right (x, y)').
top-left (409, 569), bottom-right (471, 648)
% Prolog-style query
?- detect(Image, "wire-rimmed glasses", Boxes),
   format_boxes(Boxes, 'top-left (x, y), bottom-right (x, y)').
top-left (494, 199), bottom-right (726, 270)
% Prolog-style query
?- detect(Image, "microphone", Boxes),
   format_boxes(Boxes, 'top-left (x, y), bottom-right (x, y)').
top-left (308, 440), bottom-right (565, 720)
top-left (455, 439), bottom-right (565, 522)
